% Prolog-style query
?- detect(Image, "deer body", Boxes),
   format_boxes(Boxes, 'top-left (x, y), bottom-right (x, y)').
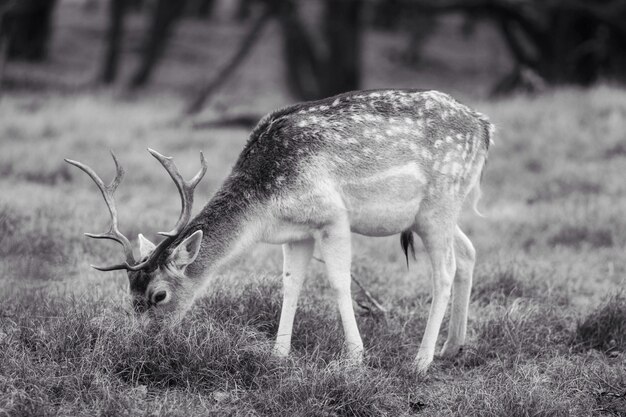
top-left (68, 89), bottom-right (493, 372)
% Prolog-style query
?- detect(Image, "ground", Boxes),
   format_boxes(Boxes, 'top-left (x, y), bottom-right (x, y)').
top-left (1, 3), bottom-right (626, 417)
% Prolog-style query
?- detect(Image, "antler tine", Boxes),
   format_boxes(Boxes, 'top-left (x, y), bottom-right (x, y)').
top-left (147, 148), bottom-right (207, 238)
top-left (189, 151), bottom-right (208, 188)
top-left (65, 152), bottom-right (136, 268)
top-left (109, 151), bottom-right (125, 191)
top-left (91, 262), bottom-right (134, 272)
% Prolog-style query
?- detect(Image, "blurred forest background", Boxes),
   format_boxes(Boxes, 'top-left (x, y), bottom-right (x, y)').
top-left (2, 0), bottom-right (625, 114)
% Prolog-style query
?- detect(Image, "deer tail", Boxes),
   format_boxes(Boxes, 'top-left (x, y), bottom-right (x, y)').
top-left (400, 230), bottom-right (416, 268)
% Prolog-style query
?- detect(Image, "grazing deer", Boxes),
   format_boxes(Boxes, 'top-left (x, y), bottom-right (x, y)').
top-left (66, 89), bottom-right (493, 371)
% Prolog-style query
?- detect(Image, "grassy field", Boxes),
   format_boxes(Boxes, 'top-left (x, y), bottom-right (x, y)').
top-left (2, 3), bottom-right (626, 416)
top-left (1, 86), bottom-right (626, 416)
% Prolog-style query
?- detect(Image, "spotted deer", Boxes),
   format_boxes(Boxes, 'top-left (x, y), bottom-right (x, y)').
top-left (66, 89), bottom-right (493, 371)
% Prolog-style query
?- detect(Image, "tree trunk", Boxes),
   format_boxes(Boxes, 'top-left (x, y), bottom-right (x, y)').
top-left (278, 0), bottom-right (363, 101)
top-left (100, 0), bottom-right (126, 84)
top-left (277, 0), bottom-right (324, 100)
top-left (3, 0), bottom-right (57, 61)
top-left (0, 7), bottom-right (8, 92)
top-left (236, 0), bottom-right (254, 21)
top-left (321, 0), bottom-right (363, 96)
top-left (188, 0), bottom-right (215, 19)
top-left (551, 10), bottom-right (602, 85)
top-left (404, 0), bottom-right (626, 93)
top-left (128, 0), bottom-right (188, 88)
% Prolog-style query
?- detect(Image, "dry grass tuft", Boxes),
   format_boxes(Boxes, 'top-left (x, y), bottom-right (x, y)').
top-left (574, 294), bottom-right (626, 353)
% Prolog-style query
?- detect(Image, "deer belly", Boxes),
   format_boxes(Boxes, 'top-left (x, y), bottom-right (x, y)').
top-left (340, 168), bottom-right (426, 237)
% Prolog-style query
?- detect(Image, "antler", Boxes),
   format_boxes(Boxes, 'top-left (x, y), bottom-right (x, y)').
top-left (66, 149), bottom-right (207, 273)
top-left (147, 148), bottom-right (207, 238)
top-left (65, 152), bottom-right (137, 271)
top-left (126, 149), bottom-right (207, 271)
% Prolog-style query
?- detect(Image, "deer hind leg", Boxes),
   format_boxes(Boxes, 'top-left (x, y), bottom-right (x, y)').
top-left (441, 226), bottom-right (476, 358)
top-left (316, 219), bottom-right (364, 363)
top-left (414, 215), bottom-right (457, 372)
top-left (273, 239), bottom-right (315, 357)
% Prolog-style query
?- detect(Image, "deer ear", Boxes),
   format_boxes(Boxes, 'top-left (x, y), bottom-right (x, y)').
top-left (169, 230), bottom-right (203, 270)
top-left (138, 234), bottom-right (156, 259)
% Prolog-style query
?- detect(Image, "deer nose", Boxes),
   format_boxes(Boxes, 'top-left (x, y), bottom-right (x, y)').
top-left (151, 290), bottom-right (168, 305)
top-left (132, 298), bottom-right (148, 313)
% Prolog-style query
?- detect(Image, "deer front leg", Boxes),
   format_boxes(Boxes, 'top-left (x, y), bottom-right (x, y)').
top-left (317, 220), bottom-right (364, 363)
top-left (415, 222), bottom-right (456, 372)
top-left (273, 239), bottom-right (315, 357)
top-left (441, 226), bottom-right (476, 357)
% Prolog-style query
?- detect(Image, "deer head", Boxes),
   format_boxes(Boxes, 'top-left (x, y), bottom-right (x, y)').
top-left (65, 149), bottom-right (207, 319)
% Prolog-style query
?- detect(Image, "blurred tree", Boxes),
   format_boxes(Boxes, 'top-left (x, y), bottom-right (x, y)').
top-left (236, 0), bottom-right (255, 20)
top-left (129, 0), bottom-right (189, 88)
top-left (187, 0), bottom-right (216, 19)
top-left (371, 0), bottom-right (438, 67)
top-left (99, 0), bottom-right (127, 84)
top-left (0, 0), bottom-right (12, 89)
top-left (406, 0), bottom-right (626, 94)
top-left (277, 0), bottom-right (364, 100)
top-left (277, 0), bottom-right (323, 100)
top-left (185, 5), bottom-right (272, 115)
top-left (128, 0), bottom-right (145, 12)
top-left (0, 0), bottom-right (57, 61)
top-left (138, 0), bottom-right (625, 113)
top-left (322, 0), bottom-right (363, 96)
top-left (185, 0), bottom-right (364, 115)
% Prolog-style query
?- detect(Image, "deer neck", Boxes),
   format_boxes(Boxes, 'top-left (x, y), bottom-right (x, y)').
top-left (179, 178), bottom-right (263, 279)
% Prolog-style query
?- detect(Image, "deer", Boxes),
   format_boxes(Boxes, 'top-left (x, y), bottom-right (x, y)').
top-left (66, 89), bottom-right (493, 372)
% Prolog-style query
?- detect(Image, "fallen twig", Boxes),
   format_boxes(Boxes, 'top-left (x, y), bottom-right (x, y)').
top-left (312, 256), bottom-right (387, 314)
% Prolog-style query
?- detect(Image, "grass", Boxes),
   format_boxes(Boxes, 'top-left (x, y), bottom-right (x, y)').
top-left (575, 295), bottom-right (626, 353)
top-left (2, 3), bottom-right (626, 416)
top-left (1, 89), bottom-right (626, 416)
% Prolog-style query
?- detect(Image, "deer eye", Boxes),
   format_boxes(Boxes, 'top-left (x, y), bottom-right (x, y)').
top-left (152, 290), bottom-right (168, 305)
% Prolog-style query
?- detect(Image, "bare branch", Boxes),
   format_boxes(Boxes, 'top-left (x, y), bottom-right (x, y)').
top-left (498, 18), bottom-right (540, 68)
top-left (184, 7), bottom-right (272, 116)
top-left (313, 256), bottom-right (387, 314)
top-left (405, 0), bottom-right (547, 47)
